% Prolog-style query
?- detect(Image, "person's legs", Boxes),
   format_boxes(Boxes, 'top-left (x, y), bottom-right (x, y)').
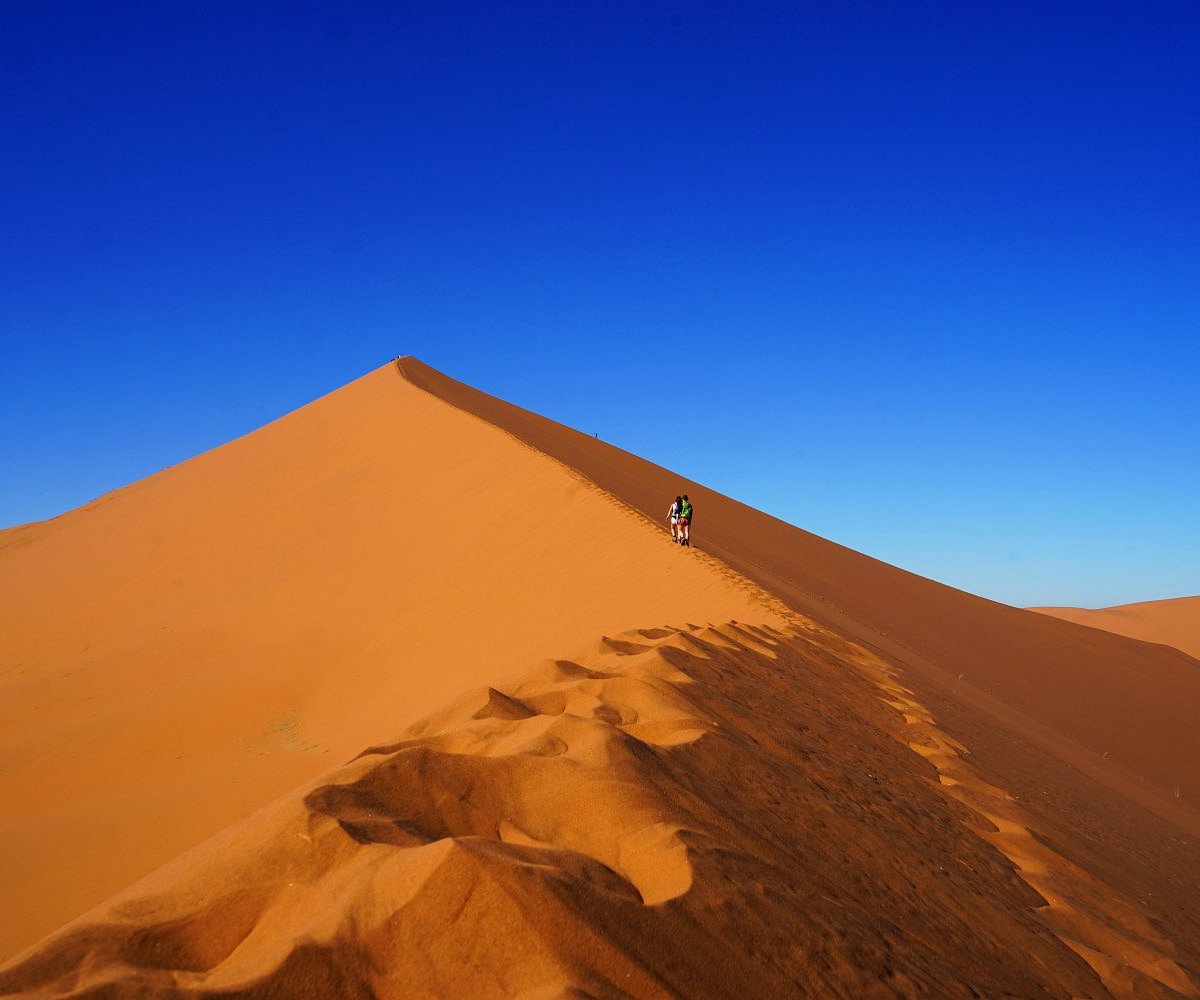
top-left (670, 516), bottom-right (678, 542)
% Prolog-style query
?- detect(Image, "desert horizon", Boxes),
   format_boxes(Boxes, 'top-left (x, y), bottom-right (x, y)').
top-left (1031, 596), bottom-right (1200, 663)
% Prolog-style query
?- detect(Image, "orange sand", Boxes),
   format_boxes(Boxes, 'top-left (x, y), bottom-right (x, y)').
top-left (400, 359), bottom-right (1200, 836)
top-left (1033, 596), bottom-right (1200, 662)
top-left (0, 365), bottom-right (779, 960)
top-left (2, 359), bottom-right (1198, 997)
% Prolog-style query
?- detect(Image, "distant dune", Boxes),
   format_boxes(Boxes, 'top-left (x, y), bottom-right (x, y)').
top-left (1032, 596), bottom-right (1200, 662)
top-left (1, 359), bottom-right (1197, 997)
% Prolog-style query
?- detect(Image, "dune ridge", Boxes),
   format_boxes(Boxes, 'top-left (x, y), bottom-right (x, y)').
top-left (855, 649), bottom-right (1196, 997)
top-left (399, 357), bottom-right (1200, 989)
top-left (397, 358), bottom-right (1200, 833)
top-left (1032, 596), bottom-right (1200, 662)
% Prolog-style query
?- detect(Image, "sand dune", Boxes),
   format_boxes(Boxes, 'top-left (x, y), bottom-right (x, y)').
top-left (1032, 596), bottom-right (1200, 662)
top-left (0, 364), bottom-right (778, 960)
top-left (2, 358), bottom-right (1198, 997)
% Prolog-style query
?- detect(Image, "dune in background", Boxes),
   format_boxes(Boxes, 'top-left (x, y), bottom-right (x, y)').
top-left (2, 358), bottom-right (1198, 997)
top-left (1032, 596), bottom-right (1200, 662)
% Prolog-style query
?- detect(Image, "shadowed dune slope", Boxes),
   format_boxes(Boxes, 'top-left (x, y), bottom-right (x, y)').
top-left (1033, 596), bottom-right (1200, 662)
top-left (399, 358), bottom-right (1200, 834)
top-left (0, 364), bottom-right (781, 960)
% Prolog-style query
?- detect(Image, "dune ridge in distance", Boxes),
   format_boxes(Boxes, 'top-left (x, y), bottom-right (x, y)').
top-left (1032, 596), bottom-right (1200, 662)
top-left (0, 358), bottom-right (1197, 997)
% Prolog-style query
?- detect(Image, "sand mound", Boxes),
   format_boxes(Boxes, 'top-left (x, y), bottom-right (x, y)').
top-left (1032, 595), bottom-right (1200, 662)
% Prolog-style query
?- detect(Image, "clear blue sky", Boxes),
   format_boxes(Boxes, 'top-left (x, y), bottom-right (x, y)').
top-left (2, 2), bottom-right (1197, 608)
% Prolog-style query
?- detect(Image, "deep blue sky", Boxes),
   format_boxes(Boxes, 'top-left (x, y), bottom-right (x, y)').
top-left (2, 2), bottom-right (1197, 608)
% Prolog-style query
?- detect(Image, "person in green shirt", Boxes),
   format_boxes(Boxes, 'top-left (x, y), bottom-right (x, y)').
top-left (677, 495), bottom-right (693, 547)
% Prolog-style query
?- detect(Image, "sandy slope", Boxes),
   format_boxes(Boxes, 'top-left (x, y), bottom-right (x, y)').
top-left (0, 364), bottom-right (778, 960)
top-left (2, 358), bottom-right (1198, 997)
top-left (399, 358), bottom-right (1200, 993)
top-left (1032, 596), bottom-right (1200, 662)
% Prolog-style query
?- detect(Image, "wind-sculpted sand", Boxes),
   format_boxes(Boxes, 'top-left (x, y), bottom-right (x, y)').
top-left (0, 621), bottom-right (1153, 998)
top-left (2, 359), bottom-right (1199, 997)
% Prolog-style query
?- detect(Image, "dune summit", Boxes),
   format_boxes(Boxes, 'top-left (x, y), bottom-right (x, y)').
top-left (1, 359), bottom-right (1198, 998)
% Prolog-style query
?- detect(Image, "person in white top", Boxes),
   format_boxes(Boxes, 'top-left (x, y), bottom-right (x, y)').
top-left (667, 495), bottom-right (682, 543)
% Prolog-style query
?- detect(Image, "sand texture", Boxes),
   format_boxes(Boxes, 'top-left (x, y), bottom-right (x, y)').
top-left (1033, 596), bottom-right (1200, 662)
top-left (1, 359), bottom-right (1198, 997)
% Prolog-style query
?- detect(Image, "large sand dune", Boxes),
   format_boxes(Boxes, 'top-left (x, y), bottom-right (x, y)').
top-left (1032, 596), bottom-right (1200, 662)
top-left (2, 359), bottom-right (1198, 997)
top-left (0, 364), bottom-right (778, 961)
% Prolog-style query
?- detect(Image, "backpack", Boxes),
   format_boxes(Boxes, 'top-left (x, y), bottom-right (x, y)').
top-left (680, 500), bottom-right (693, 519)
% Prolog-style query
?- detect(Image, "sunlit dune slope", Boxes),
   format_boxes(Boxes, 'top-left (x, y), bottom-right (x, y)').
top-left (1033, 596), bottom-right (1200, 662)
top-left (400, 359), bottom-right (1200, 834)
top-left (0, 363), bottom-right (780, 960)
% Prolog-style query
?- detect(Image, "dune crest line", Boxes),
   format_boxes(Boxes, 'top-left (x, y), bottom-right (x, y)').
top-left (396, 356), bottom-right (1200, 834)
top-left (848, 643), bottom-right (1198, 998)
top-left (395, 356), bottom-right (1200, 989)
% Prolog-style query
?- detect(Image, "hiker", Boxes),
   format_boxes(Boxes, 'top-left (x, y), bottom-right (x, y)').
top-left (666, 495), bottom-right (682, 542)
top-left (678, 494), bottom-right (693, 547)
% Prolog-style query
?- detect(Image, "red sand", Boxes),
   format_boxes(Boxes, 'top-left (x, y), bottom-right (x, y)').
top-left (1, 359), bottom-right (1197, 997)
top-left (1033, 596), bottom-right (1200, 662)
